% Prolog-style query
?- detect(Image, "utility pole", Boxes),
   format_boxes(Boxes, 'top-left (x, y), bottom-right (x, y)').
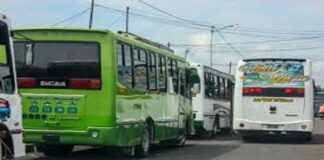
top-left (185, 49), bottom-right (190, 60)
top-left (126, 6), bottom-right (130, 33)
top-left (89, 0), bottom-right (95, 29)
top-left (229, 62), bottom-right (232, 75)
top-left (210, 26), bottom-right (216, 68)
top-left (209, 24), bottom-right (238, 68)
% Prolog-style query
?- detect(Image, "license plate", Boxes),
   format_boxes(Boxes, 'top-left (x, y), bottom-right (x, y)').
top-left (267, 124), bottom-right (279, 129)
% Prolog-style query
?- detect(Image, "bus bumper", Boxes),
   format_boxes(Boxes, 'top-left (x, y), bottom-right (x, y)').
top-left (23, 125), bottom-right (142, 147)
top-left (233, 119), bottom-right (313, 133)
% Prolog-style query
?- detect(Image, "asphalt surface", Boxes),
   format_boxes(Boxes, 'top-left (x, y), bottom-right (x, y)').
top-left (18, 118), bottom-right (324, 160)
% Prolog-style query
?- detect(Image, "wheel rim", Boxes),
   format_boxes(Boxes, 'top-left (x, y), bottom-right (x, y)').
top-left (141, 126), bottom-right (150, 153)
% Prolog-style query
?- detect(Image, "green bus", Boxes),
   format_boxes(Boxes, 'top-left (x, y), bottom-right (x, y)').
top-left (13, 28), bottom-right (197, 157)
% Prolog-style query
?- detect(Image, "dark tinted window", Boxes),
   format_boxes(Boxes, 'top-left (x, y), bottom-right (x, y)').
top-left (14, 42), bottom-right (100, 79)
top-left (0, 22), bottom-right (14, 93)
top-left (168, 59), bottom-right (178, 93)
top-left (118, 44), bottom-right (133, 88)
top-left (158, 55), bottom-right (167, 92)
top-left (148, 53), bottom-right (157, 91)
top-left (134, 49), bottom-right (148, 91)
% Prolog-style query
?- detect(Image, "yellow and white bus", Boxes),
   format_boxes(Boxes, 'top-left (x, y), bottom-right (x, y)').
top-left (233, 58), bottom-right (314, 141)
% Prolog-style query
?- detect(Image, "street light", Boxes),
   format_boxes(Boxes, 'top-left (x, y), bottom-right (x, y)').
top-left (210, 24), bottom-right (238, 68)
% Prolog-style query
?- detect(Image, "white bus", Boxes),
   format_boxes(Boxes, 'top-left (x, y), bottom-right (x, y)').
top-left (191, 64), bottom-right (234, 137)
top-left (0, 13), bottom-right (25, 159)
top-left (233, 58), bottom-right (314, 141)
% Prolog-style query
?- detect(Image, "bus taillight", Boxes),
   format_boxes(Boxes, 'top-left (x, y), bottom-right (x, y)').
top-left (70, 79), bottom-right (101, 90)
top-left (284, 88), bottom-right (304, 95)
top-left (17, 77), bottom-right (36, 88)
top-left (243, 87), bottom-right (263, 94)
top-left (284, 88), bottom-right (293, 94)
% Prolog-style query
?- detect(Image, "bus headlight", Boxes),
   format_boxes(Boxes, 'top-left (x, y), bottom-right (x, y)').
top-left (239, 123), bottom-right (245, 128)
top-left (301, 125), bottom-right (307, 129)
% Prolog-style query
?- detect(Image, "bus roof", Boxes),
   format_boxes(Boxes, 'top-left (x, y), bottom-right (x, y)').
top-left (191, 63), bottom-right (235, 82)
top-left (242, 58), bottom-right (307, 62)
top-left (13, 27), bottom-right (186, 62)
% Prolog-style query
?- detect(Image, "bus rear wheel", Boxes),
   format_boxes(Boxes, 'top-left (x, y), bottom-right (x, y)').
top-left (304, 133), bottom-right (312, 141)
top-left (0, 130), bottom-right (13, 160)
top-left (38, 144), bottom-right (74, 157)
top-left (135, 123), bottom-right (151, 157)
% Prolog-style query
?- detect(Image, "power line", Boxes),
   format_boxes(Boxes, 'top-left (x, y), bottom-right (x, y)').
top-left (192, 45), bottom-right (324, 53)
top-left (51, 8), bottom-right (90, 26)
top-left (170, 36), bottom-right (324, 46)
top-left (136, 0), bottom-right (211, 28)
top-left (216, 31), bottom-right (246, 58)
top-left (95, 4), bottom-right (210, 31)
top-left (107, 15), bottom-right (124, 28)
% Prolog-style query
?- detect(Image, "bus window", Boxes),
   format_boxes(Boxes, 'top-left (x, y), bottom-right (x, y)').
top-left (158, 55), bottom-right (167, 92)
top-left (117, 43), bottom-right (124, 85)
top-left (0, 24), bottom-right (15, 93)
top-left (213, 75), bottom-right (219, 99)
top-left (148, 53), bottom-right (157, 91)
top-left (172, 60), bottom-right (178, 93)
top-left (134, 49), bottom-right (148, 91)
top-left (180, 69), bottom-right (185, 96)
top-left (168, 59), bottom-right (178, 93)
top-left (116, 43), bottom-right (133, 89)
top-left (219, 77), bottom-right (225, 99)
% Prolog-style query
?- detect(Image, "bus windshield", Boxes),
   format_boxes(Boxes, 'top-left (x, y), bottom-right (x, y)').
top-left (240, 62), bottom-right (308, 87)
top-left (14, 42), bottom-right (100, 79)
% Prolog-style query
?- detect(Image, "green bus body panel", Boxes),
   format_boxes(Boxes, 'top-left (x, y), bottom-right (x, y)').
top-left (13, 28), bottom-right (192, 147)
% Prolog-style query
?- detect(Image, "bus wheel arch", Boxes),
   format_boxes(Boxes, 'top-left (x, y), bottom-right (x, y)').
top-left (0, 124), bottom-right (14, 158)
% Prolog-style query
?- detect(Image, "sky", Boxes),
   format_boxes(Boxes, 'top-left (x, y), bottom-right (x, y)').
top-left (1, 0), bottom-right (324, 85)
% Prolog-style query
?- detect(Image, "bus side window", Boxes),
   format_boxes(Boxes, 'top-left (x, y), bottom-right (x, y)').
top-left (205, 72), bottom-right (213, 98)
top-left (117, 43), bottom-right (124, 86)
top-left (214, 75), bottom-right (220, 99)
top-left (173, 60), bottom-right (178, 93)
top-left (121, 44), bottom-right (133, 89)
top-left (180, 69), bottom-right (185, 96)
top-left (134, 49), bottom-right (148, 91)
top-left (219, 77), bottom-right (225, 99)
top-left (158, 55), bottom-right (167, 92)
top-left (224, 79), bottom-right (229, 99)
top-left (168, 59), bottom-right (178, 93)
top-left (148, 52), bottom-right (157, 91)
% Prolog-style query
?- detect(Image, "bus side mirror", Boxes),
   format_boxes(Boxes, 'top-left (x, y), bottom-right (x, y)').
top-left (0, 45), bottom-right (8, 64)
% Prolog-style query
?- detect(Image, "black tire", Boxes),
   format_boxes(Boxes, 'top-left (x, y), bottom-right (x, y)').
top-left (121, 146), bottom-right (135, 157)
top-left (242, 134), bottom-right (253, 141)
top-left (0, 130), bottom-right (13, 160)
top-left (38, 144), bottom-right (74, 157)
top-left (211, 118), bottom-right (219, 137)
top-left (136, 123), bottom-right (151, 157)
top-left (304, 133), bottom-right (312, 141)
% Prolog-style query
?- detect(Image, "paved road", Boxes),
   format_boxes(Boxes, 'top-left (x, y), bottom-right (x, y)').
top-left (19, 119), bottom-right (324, 160)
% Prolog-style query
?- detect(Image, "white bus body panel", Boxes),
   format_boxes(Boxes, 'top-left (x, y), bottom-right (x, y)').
top-left (0, 13), bottom-right (25, 158)
top-left (191, 64), bottom-right (232, 132)
top-left (233, 59), bottom-right (314, 134)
